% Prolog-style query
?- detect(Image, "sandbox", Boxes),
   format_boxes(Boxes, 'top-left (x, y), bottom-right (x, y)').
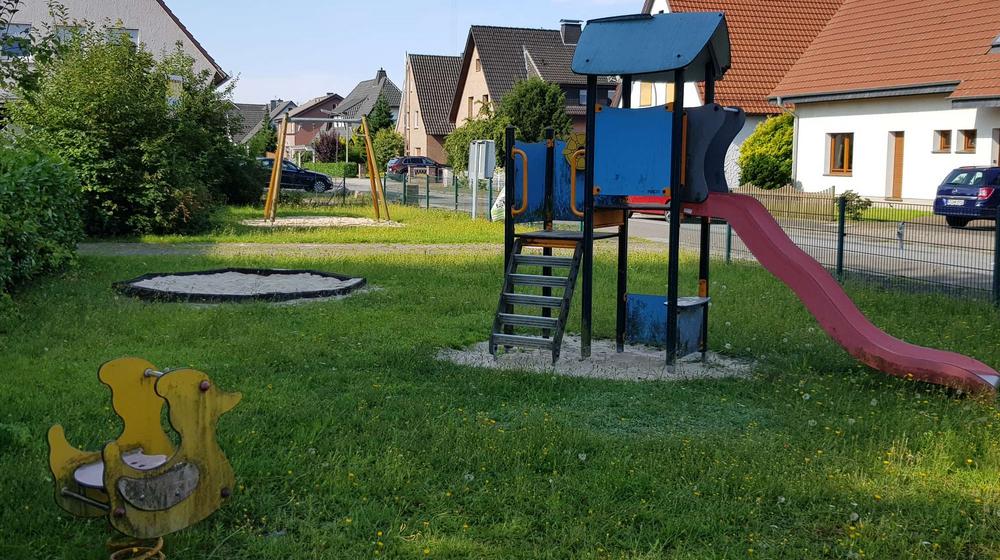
top-left (240, 216), bottom-right (403, 228)
top-left (114, 268), bottom-right (366, 303)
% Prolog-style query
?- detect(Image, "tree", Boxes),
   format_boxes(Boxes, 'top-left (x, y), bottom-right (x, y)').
top-left (444, 110), bottom-right (511, 174)
top-left (372, 129), bottom-right (404, 172)
top-left (313, 130), bottom-right (340, 162)
top-left (246, 116), bottom-right (277, 157)
top-left (497, 77), bottom-right (572, 142)
top-left (738, 112), bottom-right (794, 190)
top-left (367, 94), bottom-right (395, 132)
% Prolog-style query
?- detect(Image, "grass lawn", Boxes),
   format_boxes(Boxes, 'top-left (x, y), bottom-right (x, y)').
top-left (139, 204), bottom-right (504, 245)
top-left (3, 248), bottom-right (1000, 558)
top-left (861, 207), bottom-right (935, 223)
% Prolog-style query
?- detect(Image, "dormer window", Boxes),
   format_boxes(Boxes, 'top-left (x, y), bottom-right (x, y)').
top-left (992, 32), bottom-right (1000, 54)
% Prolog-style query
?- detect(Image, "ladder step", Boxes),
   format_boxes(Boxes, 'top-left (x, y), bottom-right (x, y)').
top-left (503, 293), bottom-right (563, 308)
top-left (491, 334), bottom-right (554, 350)
top-left (498, 313), bottom-right (559, 329)
top-left (513, 254), bottom-right (574, 267)
top-left (509, 274), bottom-right (569, 288)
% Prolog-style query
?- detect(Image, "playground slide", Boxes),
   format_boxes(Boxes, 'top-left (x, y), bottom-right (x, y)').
top-left (686, 193), bottom-right (1000, 394)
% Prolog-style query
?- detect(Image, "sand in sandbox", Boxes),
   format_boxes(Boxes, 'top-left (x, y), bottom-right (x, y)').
top-left (241, 216), bottom-right (403, 228)
top-left (438, 336), bottom-right (753, 382)
top-left (131, 271), bottom-right (363, 296)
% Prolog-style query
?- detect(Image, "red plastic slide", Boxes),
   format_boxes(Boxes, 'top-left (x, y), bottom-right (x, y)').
top-left (685, 193), bottom-right (1000, 394)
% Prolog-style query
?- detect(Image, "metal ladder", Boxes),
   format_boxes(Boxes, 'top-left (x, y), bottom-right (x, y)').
top-left (489, 238), bottom-right (583, 363)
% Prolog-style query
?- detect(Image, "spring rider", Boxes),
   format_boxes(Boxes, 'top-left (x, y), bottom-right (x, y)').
top-left (47, 357), bottom-right (241, 557)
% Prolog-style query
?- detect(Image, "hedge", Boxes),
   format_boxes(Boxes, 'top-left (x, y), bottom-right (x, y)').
top-left (0, 145), bottom-right (82, 301)
top-left (304, 162), bottom-right (358, 178)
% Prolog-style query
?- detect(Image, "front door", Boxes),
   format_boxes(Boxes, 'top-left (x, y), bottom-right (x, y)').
top-left (890, 132), bottom-right (905, 199)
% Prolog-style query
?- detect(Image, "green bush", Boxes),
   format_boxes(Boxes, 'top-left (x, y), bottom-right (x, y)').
top-left (8, 31), bottom-right (250, 235)
top-left (444, 111), bottom-right (511, 174)
top-left (739, 113), bottom-right (794, 189)
top-left (372, 129), bottom-right (404, 172)
top-left (498, 77), bottom-right (572, 142)
top-left (841, 190), bottom-right (873, 221)
top-left (305, 162), bottom-right (358, 178)
top-left (0, 144), bottom-right (82, 301)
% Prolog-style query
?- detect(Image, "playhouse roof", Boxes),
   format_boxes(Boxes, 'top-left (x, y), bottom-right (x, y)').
top-left (571, 12), bottom-right (731, 82)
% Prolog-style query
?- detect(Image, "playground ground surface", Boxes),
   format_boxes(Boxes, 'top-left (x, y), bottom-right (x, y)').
top-left (3, 205), bottom-right (1000, 558)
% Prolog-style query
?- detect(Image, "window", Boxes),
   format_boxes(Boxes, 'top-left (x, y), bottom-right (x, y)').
top-left (475, 58), bottom-right (481, 72)
top-left (944, 169), bottom-right (985, 186)
top-left (55, 25), bottom-right (83, 43)
top-left (828, 133), bottom-right (854, 175)
top-left (607, 89), bottom-right (615, 100)
top-left (108, 28), bottom-right (139, 44)
top-left (959, 129), bottom-right (977, 153)
top-left (467, 96), bottom-right (474, 118)
top-left (1, 23), bottom-right (31, 57)
top-left (281, 161), bottom-right (299, 172)
top-left (639, 82), bottom-right (652, 106)
top-left (482, 94), bottom-right (489, 107)
top-left (415, 147), bottom-right (421, 156)
top-left (579, 89), bottom-right (587, 106)
top-left (934, 130), bottom-right (952, 153)
top-left (414, 110), bottom-right (419, 128)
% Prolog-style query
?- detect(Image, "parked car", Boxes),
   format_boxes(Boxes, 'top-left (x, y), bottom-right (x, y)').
top-left (256, 157), bottom-right (334, 193)
top-left (387, 156), bottom-right (444, 176)
top-left (932, 166), bottom-right (1000, 228)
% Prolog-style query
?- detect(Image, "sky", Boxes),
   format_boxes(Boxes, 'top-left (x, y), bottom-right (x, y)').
top-left (164, 0), bottom-right (640, 104)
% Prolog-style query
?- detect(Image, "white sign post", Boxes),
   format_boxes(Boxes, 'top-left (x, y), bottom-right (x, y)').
top-left (468, 140), bottom-right (496, 220)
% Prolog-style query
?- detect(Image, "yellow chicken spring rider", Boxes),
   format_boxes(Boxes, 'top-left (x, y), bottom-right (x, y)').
top-left (47, 358), bottom-right (241, 559)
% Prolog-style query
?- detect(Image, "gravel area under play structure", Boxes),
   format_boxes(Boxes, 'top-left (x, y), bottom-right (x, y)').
top-left (240, 216), bottom-right (403, 228)
top-left (438, 336), bottom-right (753, 382)
top-left (115, 269), bottom-right (366, 303)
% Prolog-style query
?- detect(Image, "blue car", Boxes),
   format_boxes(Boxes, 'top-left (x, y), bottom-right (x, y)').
top-left (932, 166), bottom-right (1000, 228)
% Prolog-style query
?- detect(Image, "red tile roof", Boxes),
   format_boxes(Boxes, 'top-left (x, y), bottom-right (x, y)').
top-left (653, 0), bottom-right (843, 114)
top-left (772, 0), bottom-right (1000, 103)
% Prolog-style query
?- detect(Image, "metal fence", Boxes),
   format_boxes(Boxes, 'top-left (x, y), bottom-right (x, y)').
top-left (381, 169), bottom-right (505, 219)
top-left (673, 188), bottom-right (999, 302)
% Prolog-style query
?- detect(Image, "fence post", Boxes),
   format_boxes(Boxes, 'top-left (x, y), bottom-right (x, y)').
top-left (454, 175), bottom-right (459, 212)
top-left (426, 173), bottom-right (431, 210)
top-left (836, 195), bottom-right (847, 281)
top-left (994, 207), bottom-right (1000, 306)
top-left (487, 178), bottom-right (494, 222)
top-left (725, 223), bottom-right (733, 264)
top-left (402, 174), bottom-right (407, 205)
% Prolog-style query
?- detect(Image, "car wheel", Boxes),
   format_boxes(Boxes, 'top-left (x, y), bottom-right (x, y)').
top-left (945, 216), bottom-right (970, 229)
top-left (313, 180), bottom-right (328, 193)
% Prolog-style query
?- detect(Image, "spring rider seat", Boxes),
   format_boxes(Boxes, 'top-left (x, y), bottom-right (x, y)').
top-left (47, 358), bottom-right (241, 556)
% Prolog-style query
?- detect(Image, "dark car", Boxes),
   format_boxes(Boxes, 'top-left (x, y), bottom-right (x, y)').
top-left (387, 156), bottom-right (444, 176)
top-left (257, 157), bottom-right (333, 193)
top-left (932, 166), bottom-right (1000, 228)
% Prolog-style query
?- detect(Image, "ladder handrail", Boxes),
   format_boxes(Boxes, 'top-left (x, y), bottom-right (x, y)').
top-left (511, 148), bottom-right (530, 216)
top-left (570, 149), bottom-right (586, 218)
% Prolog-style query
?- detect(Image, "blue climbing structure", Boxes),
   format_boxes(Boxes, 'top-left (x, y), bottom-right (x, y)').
top-left (490, 11), bottom-right (743, 366)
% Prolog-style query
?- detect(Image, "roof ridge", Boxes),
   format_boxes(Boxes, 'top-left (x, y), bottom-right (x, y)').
top-left (471, 24), bottom-right (559, 33)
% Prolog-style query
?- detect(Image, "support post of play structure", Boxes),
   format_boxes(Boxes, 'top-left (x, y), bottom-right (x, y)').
top-left (263, 116), bottom-right (289, 222)
top-left (699, 64), bottom-right (716, 358)
top-left (504, 126), bottom-right (516, 270)
top-left (616, 76), bottom-right (633, 353)
top-left (542, 128), bottom-right (555, 338)
top-left (837, 195), bottom-right (847, 281)
top-left (666, 67), bottom-right (686, 366)
top-left (581, 75), bottom-right (598, 359)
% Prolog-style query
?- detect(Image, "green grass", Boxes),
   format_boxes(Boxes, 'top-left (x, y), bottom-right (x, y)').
top-left (3, 248), bottom-right (1000, 558)
top-left (861, 207), bottom-right (934, 222)
top-left (139, 204), bottom-right (504, 245)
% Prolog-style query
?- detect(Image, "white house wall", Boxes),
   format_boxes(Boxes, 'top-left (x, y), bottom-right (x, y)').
top-left (14, 0), bottom-right (219, 79)
top-left (793, 95), bottom-right (1000, 200)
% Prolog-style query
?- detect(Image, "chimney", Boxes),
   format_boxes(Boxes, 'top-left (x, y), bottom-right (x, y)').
top-left (560, 20), bottom-right (582, 45)
top-left (269, 99), bottom-right (283, 111)
top-left (376, 68), bottom-right (387, 82)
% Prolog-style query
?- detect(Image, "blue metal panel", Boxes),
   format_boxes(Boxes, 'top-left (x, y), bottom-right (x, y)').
top-left (594, 106), bottom-right (673, 196)
top-left (626, 294), bottom-right (709, 357)
top-left (571, 12), bottom-right (731, 82)
top-left (512, 141), bottom-right (548, 224)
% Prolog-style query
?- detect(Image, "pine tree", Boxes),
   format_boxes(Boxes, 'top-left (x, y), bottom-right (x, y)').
top-left (367, 94), bottom-right (394, 133)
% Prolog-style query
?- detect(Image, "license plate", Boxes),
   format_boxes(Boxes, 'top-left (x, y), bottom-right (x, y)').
top-left (945, 199), bottom-right (965, 206)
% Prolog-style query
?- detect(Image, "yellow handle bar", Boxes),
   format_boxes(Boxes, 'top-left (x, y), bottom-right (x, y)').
top-left (511, 148), bottom-right (529, 216)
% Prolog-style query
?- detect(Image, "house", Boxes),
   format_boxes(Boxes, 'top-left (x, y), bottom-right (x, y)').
top-left (449, 22), bottom-right (618, 131)
top-left (230, 99), bottom-right (297, 145)
top-left (328, 69), bottom-right (401, 132)
top-left (283, 93), bottom-right (343, 159)
top-left (398, 54), bottom-right (462, 162)
top-left (771, 0), bottom-right (1000, 200)
top-left (6, 0), bottom-right (227, 86)
top-left (627, 0), bottom-right (843, 188)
